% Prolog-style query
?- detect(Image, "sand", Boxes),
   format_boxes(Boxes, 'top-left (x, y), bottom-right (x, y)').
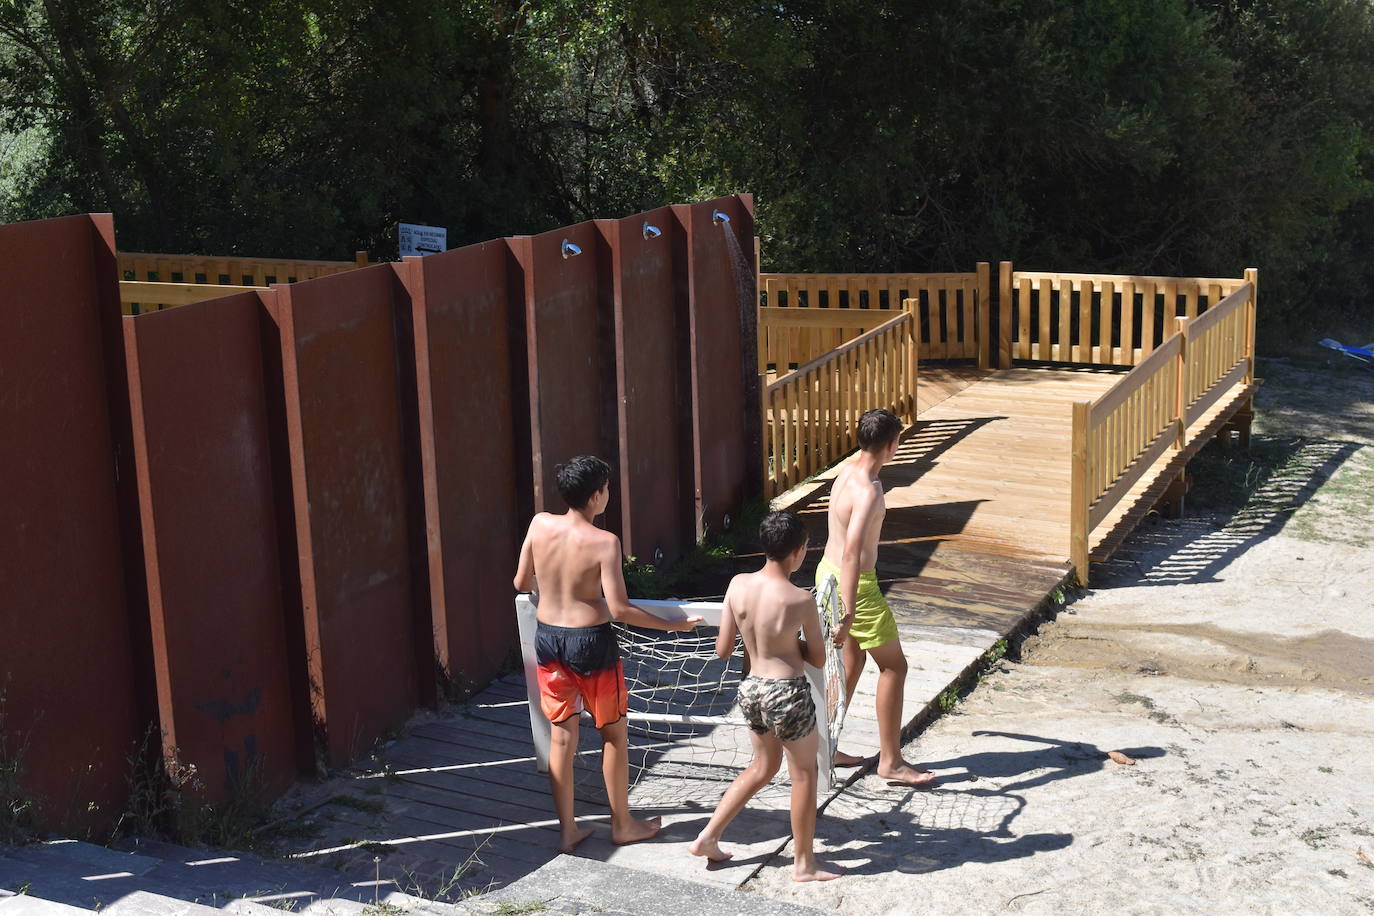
top-left (745, 360), bottom-right (1374, 914)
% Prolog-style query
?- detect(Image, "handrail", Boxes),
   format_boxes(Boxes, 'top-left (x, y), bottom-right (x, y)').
top-left (998, 263), bottom-right (1251, 368)
top-left (761, 271), bottom-right (976, 282)
top-left (767, 311), bottom-right (911, 393)
top-left (1010, 269), bottom-right (1248, 288)
top-left (758, 265), bottom-right (990, 369)
top-left (1089, 334), bottom-right (1181, 428)
top-left (1185, 282), bottom-right (1251, 339)
top-left (763, 308), bottom-right (917, 498)
top-left (1181, 279), bottom-right (1254, 425)
top-left (1068, 269), bottom-right (1258, 584)
top-left (759, 305), bottom-right (895, 331)
top-left (120, 280), bottom-right (265, 310)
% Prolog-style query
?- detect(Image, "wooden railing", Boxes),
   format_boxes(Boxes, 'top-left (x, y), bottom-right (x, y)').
top-left (119, 280), bottom-right (265, 313)
top-left (1180, 283), bottom-right (1256, 426)
top-left (763, 305), bottom-right (917, 498)
top-left (1069, 276), bottom-right (1257, 580)
top-left (118, 249), bottom-right (368, 314)
top-left (999, 265), bottom-right (1255, 368)
top-left (759, 265), bottom-right (989, 370)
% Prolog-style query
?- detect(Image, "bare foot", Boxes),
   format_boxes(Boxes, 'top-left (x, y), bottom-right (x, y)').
top-left (689, 834), bottom-right (733, 863)
top-left (793, 858), bottom-right (843, 882)
top-left (833, 749), bottom-right (868, 768)
top-left (559, 824), bottom-right (595, 853)
top-left (877, 760), bottom-right (937, 786)
top-left (611, 815), bottom-right (662, 845)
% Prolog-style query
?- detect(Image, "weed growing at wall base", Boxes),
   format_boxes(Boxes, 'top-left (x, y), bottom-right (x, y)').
top-left (0, 684), bottom-right (37, 844)
top-left (112, 725), bottom-right (291, 853)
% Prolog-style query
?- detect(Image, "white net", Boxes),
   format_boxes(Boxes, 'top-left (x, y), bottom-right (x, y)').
top-left (611, 574), bottom-right (847, 807)
top-left (517, 581), bottom-right (848, 809)
top-left (612, 620), bottom-right (759, 807)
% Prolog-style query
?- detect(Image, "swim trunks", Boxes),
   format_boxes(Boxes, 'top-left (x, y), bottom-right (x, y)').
top-left (737, 674), bottom-right (816, 742)
top-left (535, 621), bottom-right (627, 728)
top-left (816, 556), bottom-right (899, 651)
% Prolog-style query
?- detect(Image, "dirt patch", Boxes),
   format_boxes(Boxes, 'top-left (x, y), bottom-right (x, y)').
top-left (1022, 622), bottom-right (1374, 696)
top-left (1254, 357), bottom-right (1374, 443)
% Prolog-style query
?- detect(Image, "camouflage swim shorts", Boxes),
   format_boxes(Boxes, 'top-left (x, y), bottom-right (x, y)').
top-left (737, 674), bottom-right (816, 742)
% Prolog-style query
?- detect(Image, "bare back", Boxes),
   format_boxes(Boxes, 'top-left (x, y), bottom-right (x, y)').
top-left (520, 512), bottom-right (617, 627)
top-left (723, 571), bottom-right (821, 679)
top-left (821, 462), bottom-right (886, 572)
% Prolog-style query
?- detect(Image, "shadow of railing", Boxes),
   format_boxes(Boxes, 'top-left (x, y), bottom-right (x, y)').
top-left (1092, 438), bottom-right (1360, 587)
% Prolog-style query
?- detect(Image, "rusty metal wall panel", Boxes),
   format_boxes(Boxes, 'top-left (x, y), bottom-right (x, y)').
top-left (401, 244), bottom-right (525, 688)
top-left (517, 222), bottom-right (618, 517)
top-left (0, 214), bottom-right (143, 829)
top-left (672, 195), bottom-right (761, 538)
top-left (273, 265), bottom-right (426, 765)
top-left (123, 291), bottom-right (309, 800)
top-left (597, 209), bottom-right (692, 562)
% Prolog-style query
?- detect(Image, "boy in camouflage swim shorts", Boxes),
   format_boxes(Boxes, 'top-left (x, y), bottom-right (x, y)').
top-left (689, 512), bottom-right (842, 882)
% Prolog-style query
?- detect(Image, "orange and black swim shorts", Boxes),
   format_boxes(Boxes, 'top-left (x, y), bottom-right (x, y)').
top-left (535, 621), bottom-right (627, 728)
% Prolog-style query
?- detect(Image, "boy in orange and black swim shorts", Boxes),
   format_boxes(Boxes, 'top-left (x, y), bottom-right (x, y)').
top-left (514, 455), bottom-right (700, 852)
top-left (534, 619), bottom-right (626, 728)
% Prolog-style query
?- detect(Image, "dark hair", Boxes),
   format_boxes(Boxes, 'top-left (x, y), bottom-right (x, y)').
top-left (857, 408), bottom-right (901, 451)
top-left (555, 455), bottom-right (611, 509)
top-left (758, 510), bottom-right (808, 560)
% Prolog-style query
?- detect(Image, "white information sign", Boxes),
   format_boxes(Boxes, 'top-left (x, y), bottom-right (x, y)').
top-left (398, 223), bottom-right (447, 258)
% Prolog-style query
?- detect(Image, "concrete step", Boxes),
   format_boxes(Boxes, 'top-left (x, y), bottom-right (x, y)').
top-left (465, 854), bottom-right (833, 916)
top-left (4, 842), bottom-right (159, 879)
top-left (101, 890), bottom-right (224, 915)
top-left (0, 894), bottom-right (95, 915)
top-left (112, 838), bottom-right (368, 898)
top-left (2, 839), bottom-right (463, 916)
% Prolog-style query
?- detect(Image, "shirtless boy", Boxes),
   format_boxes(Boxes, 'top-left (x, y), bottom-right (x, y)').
top-left (816, 408), bottom-right (934, 786)
top-left (690, 510), bottom-right (842, 882)
top-left (513, 455), bottom-right (701, 853)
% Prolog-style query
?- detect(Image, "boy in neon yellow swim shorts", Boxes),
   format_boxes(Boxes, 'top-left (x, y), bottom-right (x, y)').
top-left (816, 408), bottom-right (935, 786)
top-left (813, 559), bottom-right (898, 651)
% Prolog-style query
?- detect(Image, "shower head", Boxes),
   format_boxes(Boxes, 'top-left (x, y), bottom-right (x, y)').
top-left (561, 239), bottom-right (582, 259)
top-left (642, 222), bottom-right (663, 240)
top-left (712, 210), bottom-right (730, 226)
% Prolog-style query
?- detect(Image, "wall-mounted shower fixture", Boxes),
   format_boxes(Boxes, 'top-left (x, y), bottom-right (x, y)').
top-left (642, 222), bottom-right (663, 240)
top-left (712, 210), bottom-right (730, 226)
top-left (561, 239), bottom-right (582, 259)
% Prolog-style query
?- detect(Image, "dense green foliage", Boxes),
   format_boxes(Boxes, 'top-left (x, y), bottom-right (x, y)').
top-left (2, 0), bottom-right (1372, 348)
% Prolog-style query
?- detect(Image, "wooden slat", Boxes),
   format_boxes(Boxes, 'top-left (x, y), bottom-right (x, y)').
top-left (1129, 280), bottom-right (1148, 365)
top-left (1017, 277), bottom-right (1032, 360)
top-left (1037, 277), bottom-right (1052, 361)
top-left (1057, 279), bottom-right (1072, 363)
top-left (1076, 278), bottom-right (1093, 363)
top-left (1097, 281), bottom-right (1113, 364)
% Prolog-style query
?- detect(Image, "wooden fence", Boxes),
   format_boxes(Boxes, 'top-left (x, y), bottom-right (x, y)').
top-left (1070, 276), bottom-right (1257, 580)
top-left (763, 304), bottom-right (918, 498)
top-left (117, 249), bottom-right (368, 314)
top-left (999, 265), bottom-right (1255, 368)
top-left (759, 265), bottom-right (989, 371)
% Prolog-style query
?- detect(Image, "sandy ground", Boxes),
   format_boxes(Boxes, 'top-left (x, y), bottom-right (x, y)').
top-left (746, 359), bottom-right (1374, 915)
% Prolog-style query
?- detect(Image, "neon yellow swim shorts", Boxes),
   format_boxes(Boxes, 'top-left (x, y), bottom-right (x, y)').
top-left (816, 557), bottom-right (899, 651)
